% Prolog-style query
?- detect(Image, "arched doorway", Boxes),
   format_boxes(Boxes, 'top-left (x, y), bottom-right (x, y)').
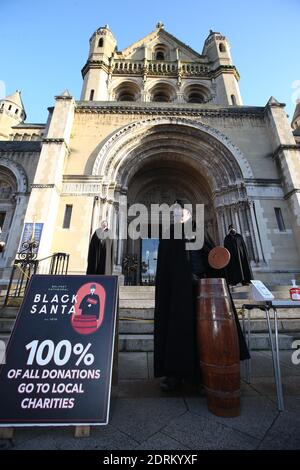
top-left (0, 166), bottom-right (18, 246)
top-left (0, 159), bottom-right (28, 277)
top-left (92, 117), bottom-right (265, 283)
top-left (126, 158), bottom-right (217, 285)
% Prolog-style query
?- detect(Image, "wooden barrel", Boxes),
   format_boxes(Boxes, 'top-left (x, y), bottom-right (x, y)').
top-left (196, 278), bottom-right (240, 417)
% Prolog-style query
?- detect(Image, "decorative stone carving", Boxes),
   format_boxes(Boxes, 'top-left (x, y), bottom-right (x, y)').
top-left (0, 157), bottom-right (28, 193)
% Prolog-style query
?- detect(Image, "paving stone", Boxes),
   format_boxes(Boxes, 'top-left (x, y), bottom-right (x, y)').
top-left (9, 425), bottom-right (138, 450)
top-left (163, 411), bottom-right (260, 450)
top-left (117, 379), bottom-right (166, 398)
top-left (55, 425), bottom-right (138, 450)
top-left (250, 376), bottom-right (300, 397)
top-left (135, 431), bottom-right (190, 450)
top-left (186, 396), bottom-right (279, 440)
top-left (245, 351), bottom-right (300, 378)
top-left (259, 411), bottom-right (300, 450)
top-left (259, 350), bottom-right (300, 376)
top-left (110, 398), bottom-right (187, 443)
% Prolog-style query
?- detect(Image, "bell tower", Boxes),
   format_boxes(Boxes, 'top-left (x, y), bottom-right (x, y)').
top-left (203, 30), bottom-right (242, 106)
top-left (80, 25), bottom-right (117, 101)
top-left (0, 90), bottom-right (26, 140)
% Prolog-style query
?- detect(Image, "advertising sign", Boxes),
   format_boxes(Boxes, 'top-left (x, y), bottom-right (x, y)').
top-left (0, 274), bottom-right (118, 426)
top-left (18, 223), bottom-right (44, 253)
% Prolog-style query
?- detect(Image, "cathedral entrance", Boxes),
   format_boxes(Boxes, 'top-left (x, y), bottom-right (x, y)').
top-left (92, 118), bottom-right (263, 282)
top-left (124, 160), bottom-right (217, 285)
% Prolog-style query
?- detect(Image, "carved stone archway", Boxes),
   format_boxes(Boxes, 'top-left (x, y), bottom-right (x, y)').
top-left (91, 117), bottom-right (263, 277)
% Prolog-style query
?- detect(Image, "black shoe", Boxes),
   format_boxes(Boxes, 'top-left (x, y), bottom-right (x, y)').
top-left (160, 376), bottom-right (181, 392)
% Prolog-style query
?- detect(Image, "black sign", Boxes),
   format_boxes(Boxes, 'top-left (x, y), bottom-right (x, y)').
top-left (0, 274), bottom-right (118, 426)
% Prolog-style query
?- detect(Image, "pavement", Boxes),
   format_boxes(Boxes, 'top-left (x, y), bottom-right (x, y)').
top-left (1, 350), bottom-right (300, 450)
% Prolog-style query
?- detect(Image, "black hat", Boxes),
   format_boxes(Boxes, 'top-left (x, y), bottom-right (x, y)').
top-left (90, 284), bottom-right (96, 290)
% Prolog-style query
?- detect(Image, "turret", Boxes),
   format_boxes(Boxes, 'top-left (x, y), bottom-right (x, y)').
top-left (203, 30), bottom-right (233, 67)
top-left (80, 25), bottom-right (117, 101)
top-left (0, 90), bottom-right (26, 140)
top-left (203, 30), bottom-right (242, 106)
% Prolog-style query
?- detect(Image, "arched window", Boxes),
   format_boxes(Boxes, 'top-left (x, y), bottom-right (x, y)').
top-left (156, 51), bottom-right (165, 60)
top-left (98, 37), bottom-right (104, 48)
top-left (183, 84), bottom-right (211, 104)
top-left (154, 44), bottom-right (168, 61)
top-left (119, 92), bottom-right (135, 101)
top-left (188, 92), bottom-right (204, 104)
top-left (89, 89), bottom-right (95, 101)
top-left (219, 42), bottom-right (226, 53)
top-left (150, 83), bottom-right (175, 103)
top-left (153, 92), bottom-right (169, 102)
top-left (114, 81), bottom-right (140, 102)
top-left (231, 94), bottom-right (237, 105)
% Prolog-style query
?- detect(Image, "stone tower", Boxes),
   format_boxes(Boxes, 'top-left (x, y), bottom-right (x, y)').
top-left (80, 25), bottom-right (117, 101)
top-left (202, 30), bottom-right (242, 105)
top-left (0, 90), bottom-right (26, 140)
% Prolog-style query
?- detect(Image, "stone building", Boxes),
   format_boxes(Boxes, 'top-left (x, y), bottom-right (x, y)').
top-left (1, 23), bottom-right (300, 286)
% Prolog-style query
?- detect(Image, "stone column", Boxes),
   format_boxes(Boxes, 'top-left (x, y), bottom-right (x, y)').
top-left (23, 91), bottom-right (75, 259)
top-left (266, 97), bottom-right (300, 257)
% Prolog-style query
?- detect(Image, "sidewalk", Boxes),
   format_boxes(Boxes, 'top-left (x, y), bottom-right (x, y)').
top-left (1, 351), bottom-right (300, 450)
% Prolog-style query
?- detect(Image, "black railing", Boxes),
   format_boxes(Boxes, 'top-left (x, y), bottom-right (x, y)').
top-left (4, 245), bottom-right (69, 305)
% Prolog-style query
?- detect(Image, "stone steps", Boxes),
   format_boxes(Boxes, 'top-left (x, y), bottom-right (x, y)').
top-left (1, 285), bottom-right (300, 354)
top-left (118, 333), bottom-right (296, 352)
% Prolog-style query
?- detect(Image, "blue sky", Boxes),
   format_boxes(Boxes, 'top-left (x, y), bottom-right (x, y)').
top-left (0, 0), bottom-right (299, 123)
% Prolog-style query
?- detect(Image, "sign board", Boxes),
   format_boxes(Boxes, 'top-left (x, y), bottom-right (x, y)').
top-left (0, 274), bottom-right (118, 426)
top-left (251, 280), bottom-right (274, 301)
top-left (18, 223), bottom-right (44, 253)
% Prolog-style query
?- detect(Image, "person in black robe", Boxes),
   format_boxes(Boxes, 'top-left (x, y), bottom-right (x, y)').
top-left (154, 204), bottom-right (196, 389)
top-left (79, 284), bottom-right (100, 318)
top-left (86, 220), bottom-right (113, 275)
top-left (224, 224), bottom-right (253, 286)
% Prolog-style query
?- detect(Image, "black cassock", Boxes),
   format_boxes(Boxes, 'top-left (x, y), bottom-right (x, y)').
top-left (86, 231), bottom-right (106, 275)
top-left (154, 225), bottom-right (195, 379)
top-left (154, 228), bottom-right (250, 379)
top-left (79, 294), bottom-right (100, 318)
top-left (224, 232), bottom-right (253, 286)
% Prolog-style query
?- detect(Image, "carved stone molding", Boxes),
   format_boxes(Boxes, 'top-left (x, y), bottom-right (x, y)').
top-left (92, 116), bottom-right (253, 187)
top-left (0, 157), bottom-right (28, 193)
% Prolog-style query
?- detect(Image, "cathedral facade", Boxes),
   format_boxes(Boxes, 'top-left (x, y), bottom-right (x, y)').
top-left (1, 23), bottom-right (300, 285)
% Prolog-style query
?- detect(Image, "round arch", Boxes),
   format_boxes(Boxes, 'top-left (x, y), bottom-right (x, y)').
top-left (0, 157), bottom-right (28, 194)
top-left (90, 117), bottom-right (262, 274)
top-left (92, 116), bottom-right (253, 187)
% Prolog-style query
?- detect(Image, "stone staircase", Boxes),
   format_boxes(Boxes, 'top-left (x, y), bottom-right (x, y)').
top-left (1, 285), bottom-right (300, 351)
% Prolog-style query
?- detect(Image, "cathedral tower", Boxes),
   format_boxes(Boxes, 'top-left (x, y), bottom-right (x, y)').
top-left (0, 90), bottom-right (26, 140)
top-left (203, 31), bottom-right (242, 105)
top-left (80, 25), bottom-right (117, 101)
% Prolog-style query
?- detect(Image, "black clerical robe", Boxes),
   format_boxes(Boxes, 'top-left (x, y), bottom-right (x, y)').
top-left (86, 229), bottom-right (113, 275)
top-left (224, 232), bottom-right (253, 286)
top-left (154, 224), bottom-right (196, 379)
top-left (79, 293), bottom-right (100, 318)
